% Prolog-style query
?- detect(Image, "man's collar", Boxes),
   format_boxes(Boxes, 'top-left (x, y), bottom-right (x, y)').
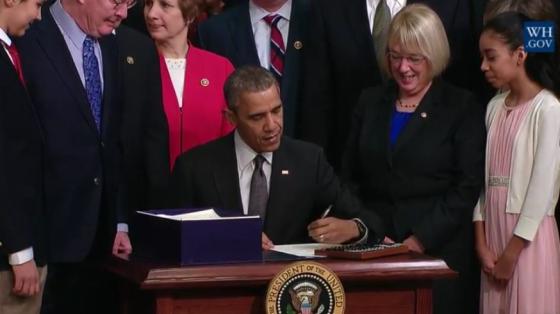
top-left (234, 131), bottom-right (273, 172)
top-left (0, 29), bottom-right (11, 47)
top-left (394, 0), bottom-right (405, 8)
top-left (249, 0), bottom-right (292, 26)
top-left (51, 0), bottom-right (116, 44)
top-left (50, 0), bottom-right (88, 48)
top-left (368, 0), bottom-right (406, 9)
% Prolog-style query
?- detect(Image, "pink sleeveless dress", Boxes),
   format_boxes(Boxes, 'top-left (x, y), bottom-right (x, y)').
top-left (480, 99), bottom-right (560, 314)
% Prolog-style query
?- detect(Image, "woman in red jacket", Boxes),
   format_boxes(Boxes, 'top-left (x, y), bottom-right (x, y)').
top-left (145, 0), bottom-right (234, 170)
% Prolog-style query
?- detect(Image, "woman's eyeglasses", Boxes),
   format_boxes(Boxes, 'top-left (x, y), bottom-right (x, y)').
top-left (386, 51), bottom-right (426, 65)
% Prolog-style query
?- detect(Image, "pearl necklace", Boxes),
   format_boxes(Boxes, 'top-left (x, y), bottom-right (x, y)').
top-left (396, 98), bottom-right (418, 109)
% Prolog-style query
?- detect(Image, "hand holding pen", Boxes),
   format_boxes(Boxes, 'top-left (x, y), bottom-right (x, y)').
top-left (308, 204), bottom-right (364, 243)
top-left (320, 204), bottom-right (333, 219)
top-left (308, 204), bottom-right (338, 243)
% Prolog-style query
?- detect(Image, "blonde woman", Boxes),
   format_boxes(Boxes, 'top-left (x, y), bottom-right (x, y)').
top-left (342, 5), bottom-right (485, 314)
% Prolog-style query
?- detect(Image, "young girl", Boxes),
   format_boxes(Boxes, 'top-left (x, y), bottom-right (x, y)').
top-left (475, 12), bottom-right (560, 314)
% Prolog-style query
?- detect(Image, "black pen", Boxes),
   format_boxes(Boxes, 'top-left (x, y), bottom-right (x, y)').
top-left (320, 204), bottom-right (333, 219)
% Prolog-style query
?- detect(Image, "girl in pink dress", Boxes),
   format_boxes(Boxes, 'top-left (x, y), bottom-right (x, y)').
top-left (475, 12), bottom-right (560, 314)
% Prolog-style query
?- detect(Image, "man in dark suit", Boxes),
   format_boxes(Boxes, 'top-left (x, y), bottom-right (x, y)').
top-left (0, 0), bottom-right (46, 312)
top-left (16, 0), bottom-right (133, 312)
top-left (301, 0), bottom-right (483, 169)
top-left (121, 0), bottom-right (148, 35)
top-left (116, 25), bottom-right (169, 212)
top-left (197, 0), bottom-right (309, 138)
top-left (223, 0), bottom-right (243, 10)
top-left (170, 66), bottom-right (384, 248)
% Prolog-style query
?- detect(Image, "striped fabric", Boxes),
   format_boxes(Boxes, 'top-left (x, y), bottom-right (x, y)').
top-left (263, 14), bottom-right (285, 80)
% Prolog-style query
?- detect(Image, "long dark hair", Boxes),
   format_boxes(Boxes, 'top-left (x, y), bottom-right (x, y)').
top-left (483, 0), bottom-right (558, 23)
top-left (483, 12), bottom-right (560, 98)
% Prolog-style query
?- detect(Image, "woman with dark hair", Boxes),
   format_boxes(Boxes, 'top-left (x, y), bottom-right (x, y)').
top-left (483, 0), bottom-right (558, 22)
top-left (144, 0), bottom-right (234, 171)
top-left (475, 12), bottom-right (560, 314)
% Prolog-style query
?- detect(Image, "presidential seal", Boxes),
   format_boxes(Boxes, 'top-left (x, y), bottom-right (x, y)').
top-left (266, 261), bottom-right (345, 314)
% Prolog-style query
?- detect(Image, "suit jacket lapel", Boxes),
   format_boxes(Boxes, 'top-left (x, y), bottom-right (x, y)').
top-left (377, 88), bottom-right (395, 166)
top-left (0, 47), bottom-right (36, 109)
top-left (230, 3), bottom-right (260, 65)
top-left (284, 0), bottom-right (304, 71)
top-left (213, 134), bottom-right (244, 214)
top-left (392, 81), bottom-right (440, 153)
top-left (266, 139), bottom-right (290, 223)
top-left (36, 9), bottom-right (98, 133)
top-left (0, 47), bottom-right (19, 81)
top-left (281, 0), bottom-right (306, 136)
top-left (99, 35), bottom-right (117, 138)
top-left (346, 0), bottom-right (376, 61)
top-left (361, 84), bottom-right (395, 167)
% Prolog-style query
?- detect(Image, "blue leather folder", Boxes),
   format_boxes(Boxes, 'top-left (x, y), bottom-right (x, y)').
top-left (131, 208), bottom-right (262, 265)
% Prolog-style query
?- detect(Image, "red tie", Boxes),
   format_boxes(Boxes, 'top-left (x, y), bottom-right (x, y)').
top-left (263, 14), bottom-right (285, 80)
top-left (4, 43), bottom-right (25, 85)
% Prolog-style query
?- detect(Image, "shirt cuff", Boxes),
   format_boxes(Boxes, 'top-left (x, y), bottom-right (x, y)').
top-left (473, 198), bottom-right (484, 221)
top-left (9, 247), bottom-right (34, 265)
top-left (117, 223), bottom-right (129, 233)
top-left (351, 218), bottom-right (368, 244)
top-left (513, 216), bottom-right (538, 241)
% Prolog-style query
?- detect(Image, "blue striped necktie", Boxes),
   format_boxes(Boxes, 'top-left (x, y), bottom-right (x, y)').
top-left (83, 36), bottom-right (102, 132)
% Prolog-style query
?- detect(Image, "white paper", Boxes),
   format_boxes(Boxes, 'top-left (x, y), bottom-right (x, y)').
top-left (137, 209), bottom-right (259, 221)
top-left (159, 209), bottom-right (220, 220)
top-left (271, 243), bottom-right (339, 257)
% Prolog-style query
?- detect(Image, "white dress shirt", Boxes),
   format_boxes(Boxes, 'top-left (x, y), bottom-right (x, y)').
top-left (0, 29), bottom-right (14, 64)
top-left (51, 0), bottom-right (104, 90)
top-left (234, 131), bottom-right (273, 215)
top-left (366, 0), bottom-right (406, 33)
top-left (249, 0), bottom-right (292, 69)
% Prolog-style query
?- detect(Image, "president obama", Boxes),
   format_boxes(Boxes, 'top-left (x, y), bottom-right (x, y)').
top-left (169, 66), bottom-right (384, 248)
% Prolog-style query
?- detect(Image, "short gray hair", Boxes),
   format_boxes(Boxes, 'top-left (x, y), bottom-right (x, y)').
top-left (381, 4), bottom-right (450, 79)
top-left (223, 66), bottom-right (278, 111)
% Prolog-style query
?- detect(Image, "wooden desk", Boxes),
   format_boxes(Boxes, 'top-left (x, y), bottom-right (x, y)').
top-left (106, 253), bottom-right (455, 314)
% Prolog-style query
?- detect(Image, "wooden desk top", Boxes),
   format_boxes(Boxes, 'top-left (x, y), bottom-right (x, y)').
top-left (106, 252), bottom-right (456, 290)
